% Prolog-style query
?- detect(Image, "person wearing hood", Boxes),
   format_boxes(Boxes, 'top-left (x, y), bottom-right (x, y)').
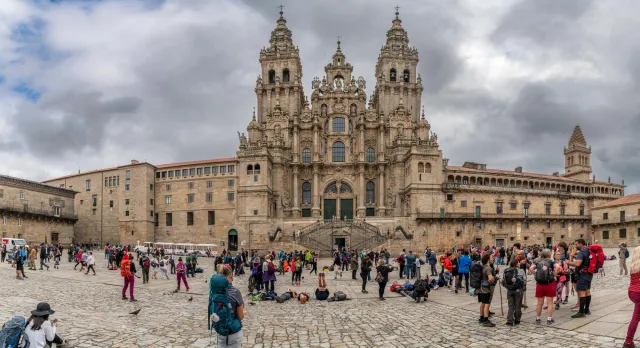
top-left (121, 254), bottom-right (137, 302)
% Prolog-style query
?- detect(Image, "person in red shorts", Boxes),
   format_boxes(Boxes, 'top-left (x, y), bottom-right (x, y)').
top-left (529, 249), bottom-right (560, 325)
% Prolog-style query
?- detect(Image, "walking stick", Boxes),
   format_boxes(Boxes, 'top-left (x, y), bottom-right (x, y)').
top-left (499, 282), bottom-right (504, 316)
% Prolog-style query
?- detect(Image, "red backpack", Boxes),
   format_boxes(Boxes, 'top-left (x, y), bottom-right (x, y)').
top-left (587, 244), bottom-right (605, 273)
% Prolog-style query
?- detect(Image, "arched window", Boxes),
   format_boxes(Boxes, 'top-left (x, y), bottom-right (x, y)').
top-left (321, 104), bottom-right (327, 117)
top-left (332, 117), bottom-right (345, 132)
top-left (332, 142), bottom-right (345, 162)
top-left (325, 183), bottom-right (338, 193)
top-left (302, 182), bottom-right (311, 204)
top-left (366, 181), bottom-right (375, 203)
top-left (340, 183), bottom-right (352, 193)
top-left (247, 164), bottom-right (253, 174)
top-left (424, 163), bottom-right (432, 173)
top-left (403, 69), bottom-right (410, 82)
top-left (302, 148), bottom-right (311, 163)
top-left (390, 69), bottom-right (397, 82)
top-left (254, 164), bottom-right (261, 174)
top-left (418, 162), bottom-right (424, 173)
top-left (282, 69), bottom-right (290, 83)
top-left (366, 147), bottom-right (375, 163)
top-left (268, 70), bottom-right (276, 84)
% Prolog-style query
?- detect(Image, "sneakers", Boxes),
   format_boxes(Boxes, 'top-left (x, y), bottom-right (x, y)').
top-left (505, 322), bottom-right (514, 326)
top-left (547, 318), bottom-right (555, 325)
top-left (584, 310), bottom-right (591, 315)
top-left (622, 342), bottom-right (637, 348)
top-left (563, 297), bottom-right (569, 304)
top-left (130, 298), bottom-right (137, 302)
top-left (482, 320), bottom-right (496, 327)
top-left (122, 296), bottom-right (128, 300)
top-left (535, 318), bottom-right (541, 325)
top-left (555, 303), bottom-right (560, 310)
top-left (514, 321), bottom-right (521, 325)
top-left (379, 297), bottom-right (386, 301)
top-left (571, 312), bottom-right (586, 318)
top-left (362, 290), bottom-right (368, 294)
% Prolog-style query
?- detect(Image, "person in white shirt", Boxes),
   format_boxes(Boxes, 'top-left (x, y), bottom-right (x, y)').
top-left (159, 257), bottom-right (170, 280)
top-left (151, 257), bottom-right (159, 280)
top-left (85, 251), bottom-right (96, 275)
top-left (23, 302), bottom-right (67, 348)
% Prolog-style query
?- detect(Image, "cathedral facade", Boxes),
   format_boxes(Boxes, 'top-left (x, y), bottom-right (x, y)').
top-left (38, 10), bottom-right (628, 253)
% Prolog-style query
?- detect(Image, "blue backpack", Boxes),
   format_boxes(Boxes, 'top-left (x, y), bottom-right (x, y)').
top-left (0, 316), bottom-right (29, 348)
top-left (208, 274), bottom-right (242, 341)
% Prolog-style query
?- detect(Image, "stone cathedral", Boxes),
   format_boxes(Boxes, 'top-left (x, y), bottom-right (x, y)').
top-left (235, 9), bottom-right (623, 253)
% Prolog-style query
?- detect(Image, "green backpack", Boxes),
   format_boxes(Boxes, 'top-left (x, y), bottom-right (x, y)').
top-left (208, 274), bottom-right (242, 341)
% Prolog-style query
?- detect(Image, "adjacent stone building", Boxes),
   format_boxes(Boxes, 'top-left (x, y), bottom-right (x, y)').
top-left (592, 194), bottom-right (640, 247)
top-left (41, 9), bottom-right (627, 252)
top-left (0, 175), bottom-right (76, 245)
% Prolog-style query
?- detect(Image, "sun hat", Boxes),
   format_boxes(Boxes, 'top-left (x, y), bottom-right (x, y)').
top-left (31, 302), bottom-right (55, 316)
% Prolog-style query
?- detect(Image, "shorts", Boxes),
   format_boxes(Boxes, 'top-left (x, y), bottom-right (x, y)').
top-left (570, 273), bottom-right (577, 283)
top-left (535, 282), bottom-right (556, 298)
top-left (477, 292), bottom-right (491, 304)
top-left (575, 273), bottom-right (592, 291)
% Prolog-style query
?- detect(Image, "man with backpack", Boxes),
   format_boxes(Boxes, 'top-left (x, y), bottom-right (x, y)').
top-left (139, 254), bottom-right (151, 284)
top-left (619, 243), bottom-right (630, 276)
top-left (209, 266), bottom-right (244, 347)
top-left (568, 239), bottom-right (595, 318)
top-left (503, 258), bottom-right (525, 326)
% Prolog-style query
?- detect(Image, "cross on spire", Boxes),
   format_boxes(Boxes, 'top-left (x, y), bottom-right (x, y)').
top-left (278, 4), bottom-right (285, 18)
top-left (337, 36), bottom-right (341, 49)
top-left (394, 5), bottom-right (400, 18)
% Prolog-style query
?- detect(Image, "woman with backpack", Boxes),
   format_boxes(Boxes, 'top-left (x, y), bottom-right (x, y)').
top-left (251, 257), bottom-right (263, 292)
top-left (121, 254), bottom-right (137, 302)
top-left (529, 249), bottom-right (560, 325)
top-left (262, 254), bottom-right (277, 292)
top-left (211, 266), bottom-right (244, 348)
top-left (554, 250), bottom-right (569, 310)
top-left (21, 302), bottom-right (68, 347)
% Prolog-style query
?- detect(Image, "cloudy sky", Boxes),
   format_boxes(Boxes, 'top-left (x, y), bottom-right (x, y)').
top-left (1, 0), bottom-right (639, 192)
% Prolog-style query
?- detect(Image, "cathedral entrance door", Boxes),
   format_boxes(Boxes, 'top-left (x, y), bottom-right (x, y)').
top-left (340, 199), bottom-right (353, 220)
top-left (324, 199), bottom-right (337, 220)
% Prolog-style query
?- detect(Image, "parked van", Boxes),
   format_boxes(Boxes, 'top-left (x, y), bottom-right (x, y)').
top-left (1, 238), bottom-right (27, 249)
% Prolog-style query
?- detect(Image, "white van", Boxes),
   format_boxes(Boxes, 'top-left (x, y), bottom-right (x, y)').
top-left (1, 238), bottom-right (27, 249)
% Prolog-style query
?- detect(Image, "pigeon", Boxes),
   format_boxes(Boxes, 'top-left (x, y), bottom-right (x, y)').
top-left (188, 296), bottom-right (193, 302)
top-left (129, 309), bottom-right (141, 315)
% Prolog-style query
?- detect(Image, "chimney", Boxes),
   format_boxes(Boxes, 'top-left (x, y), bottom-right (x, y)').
top-left (552, 172), bottom-right (559, 177)
top-left (515, 166), bottom-right (522, 173)
top-left (131, 160), bottom-right (139, 164)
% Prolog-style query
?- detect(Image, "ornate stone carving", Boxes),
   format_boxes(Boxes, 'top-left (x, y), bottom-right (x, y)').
top-left (386, 188), bottom-right (396, 208)
top-left (333, 99), bottom-right (345, 113)
top-left (282, 191), bottom-right (290, 208)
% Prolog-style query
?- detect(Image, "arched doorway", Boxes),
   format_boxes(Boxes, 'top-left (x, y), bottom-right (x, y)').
top-left (228, 229), bottom-right (238, 251)
top-left (323, 182), bottom-right (355, 221)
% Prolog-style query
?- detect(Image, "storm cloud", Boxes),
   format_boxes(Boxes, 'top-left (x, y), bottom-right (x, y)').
top-left (0, 0), bottom-right (638, 193)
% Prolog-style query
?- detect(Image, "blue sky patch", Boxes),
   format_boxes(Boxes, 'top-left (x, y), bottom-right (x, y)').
top-left (12, 83), bottom-right (42, 101)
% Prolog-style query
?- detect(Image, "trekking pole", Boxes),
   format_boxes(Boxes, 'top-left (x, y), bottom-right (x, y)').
top-left (499, 282), bottom-right (504, 316)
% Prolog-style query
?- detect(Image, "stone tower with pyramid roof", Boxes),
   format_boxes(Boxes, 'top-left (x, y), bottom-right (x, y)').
top-left (563, 124), bottom-right (592, 180)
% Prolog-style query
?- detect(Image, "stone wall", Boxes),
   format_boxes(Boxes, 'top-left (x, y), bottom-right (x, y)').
top-left (592, 201), bottom-right (640, 247)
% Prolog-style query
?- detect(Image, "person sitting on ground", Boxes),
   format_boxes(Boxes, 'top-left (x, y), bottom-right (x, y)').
top-left (315, 273), bottom-right (330, 301)
top-left (23, 302), bottom-right (68, 348)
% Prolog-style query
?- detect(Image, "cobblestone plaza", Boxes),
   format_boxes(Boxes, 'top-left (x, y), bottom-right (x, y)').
top-left (0, 249), bottom-right (636, 348)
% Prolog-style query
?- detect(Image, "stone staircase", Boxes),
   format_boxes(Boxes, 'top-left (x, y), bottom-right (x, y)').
top-left (295, 219), bottom-right (388, 255)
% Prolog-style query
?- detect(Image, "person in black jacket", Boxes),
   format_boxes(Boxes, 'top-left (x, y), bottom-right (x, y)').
top-left (39, 245), bottom-right (50, 270)
top-left (360, 256), bottom-right (372, 293)
top-left (376, 260), bottom-right (394, 300)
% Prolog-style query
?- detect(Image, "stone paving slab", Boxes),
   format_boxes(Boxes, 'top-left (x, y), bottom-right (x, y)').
top-left (0, 252), bottom-right (635, 347)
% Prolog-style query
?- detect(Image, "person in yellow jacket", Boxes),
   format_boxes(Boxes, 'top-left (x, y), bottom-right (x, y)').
top-left (29, 247), bottom-right (37, 270)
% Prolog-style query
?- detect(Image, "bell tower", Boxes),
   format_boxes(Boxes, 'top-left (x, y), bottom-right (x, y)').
top-left (563, 124), bottom-right (592, 180)
top-left (372, 7), bottom-right (423, 121)
top-left (255, 7), bottom-right (304, 123)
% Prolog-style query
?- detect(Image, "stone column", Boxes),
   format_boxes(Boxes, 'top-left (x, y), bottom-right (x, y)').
top-left (357, 164), bottom-right (366, 217)
top-left (377, 165), bottom-right (386, 215)
top-left (292, 166), bottom-right (300, 217)
top-left (312, 165), bottom-right (320, 218)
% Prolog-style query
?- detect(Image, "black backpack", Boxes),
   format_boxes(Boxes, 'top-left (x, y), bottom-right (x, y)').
top-left (469, 262), bottom-right (483, 289)
top-left (534, 260), bottom-right (555, 284)
top-left (501, 267), bottom-right (522, 290)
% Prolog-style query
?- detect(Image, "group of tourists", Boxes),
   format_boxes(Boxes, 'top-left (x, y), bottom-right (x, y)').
top-left (2, 243), bottom-right (66, 279)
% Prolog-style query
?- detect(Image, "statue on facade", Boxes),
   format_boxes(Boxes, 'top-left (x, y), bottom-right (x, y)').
top-left (386, 188), bottom-right (396, 208)
top-left (357, 76), bottom-right (366, 90)
top-left (282, 191), bottom-right (290, 208)
top-left (334, 77), bottom-right (343, 90)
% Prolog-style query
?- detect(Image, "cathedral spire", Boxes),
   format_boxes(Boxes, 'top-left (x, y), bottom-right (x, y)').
top-left (265, 4), bottom-right (295, 54)
top-left (568, 124), bottom-right (587, 147)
